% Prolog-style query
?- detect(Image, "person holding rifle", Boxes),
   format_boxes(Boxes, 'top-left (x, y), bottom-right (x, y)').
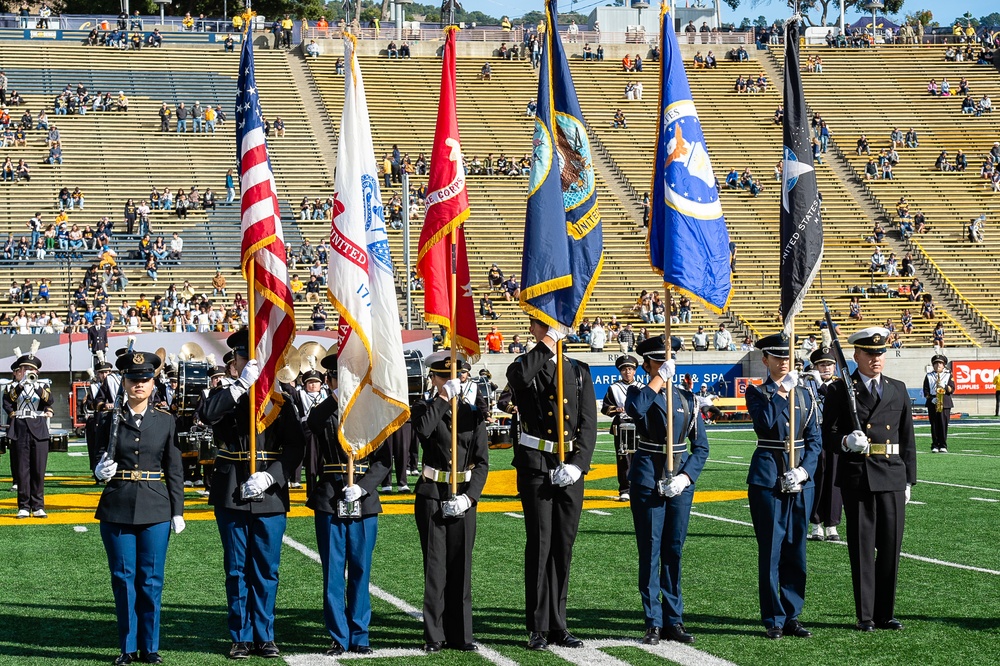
top-left (624, 335), bottom-right (709, 645)
top-left (92, 349), bottom-right (184, 666)
top-left (822, 327), bottom-right (916, 632)
top-left (410, 351), bottom-right (490, 653)
top-left (744, 332), bottom-right (821, 640)
top-left (922, 353), bottom-right (955, 453)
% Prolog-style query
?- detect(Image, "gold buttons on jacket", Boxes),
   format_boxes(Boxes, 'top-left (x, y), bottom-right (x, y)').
top-left (547, 429), bottom-right (552, 434)
top-left (886, 425), bottom-right (891, 430)
top-left (866, 424), bottom-right (872, 429)
top-left (547, 411), bottom-right (553, 416)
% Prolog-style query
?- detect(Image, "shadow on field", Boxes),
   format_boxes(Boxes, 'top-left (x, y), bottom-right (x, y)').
top-left (902, 615), bottom-right (999, 632)
top-left (0, 602), bottom-right (118, 660)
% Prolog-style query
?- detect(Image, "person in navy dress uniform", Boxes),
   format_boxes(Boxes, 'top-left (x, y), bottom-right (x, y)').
top-left (822, 327), bottom-right (916, 631)
top-left (505, 319), bottom-right (596, 651)
top-left (922, 353), bottom-right (955, 453)
top-left (744, 332), bottom-right (821, 640)
top-left (305, 349), bottom-right (390, 657)
top-left (4, 341), bottom-right (54, 518)
top-left (196, 329), bottom-right (305, 660)
top-left (410, 351), bottom-right (490, 653)
top-left (93, 349), bottom-right (185, 666)
top-left (602, 354), bottom-right (643, 502)
top-left (805, 346), bottom-right (844, 542)
top-left (624, 336), bottom-right (709, 645)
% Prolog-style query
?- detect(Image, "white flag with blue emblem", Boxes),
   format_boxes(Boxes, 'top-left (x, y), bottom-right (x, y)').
top-left (327, 34), bottom-right (410, 458)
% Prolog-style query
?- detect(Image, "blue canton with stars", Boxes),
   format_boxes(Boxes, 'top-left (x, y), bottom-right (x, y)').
top-left (236, 35), bottom-right (269, 174)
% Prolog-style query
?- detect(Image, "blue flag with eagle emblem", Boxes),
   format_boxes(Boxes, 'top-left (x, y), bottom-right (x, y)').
top-left (780, 17), bottom-right (823, 331)
top-left (649, 6), bottom-right (731, 313)
top-left (520, 0), bottom-right (604, 329)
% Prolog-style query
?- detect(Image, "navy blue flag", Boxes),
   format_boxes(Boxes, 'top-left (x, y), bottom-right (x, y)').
top-left (649, 7), bottom-right (732, 313)
top-left (781, 17), bottom-right (823, 330)
top-left (521, 0), bottom-right (603, 329)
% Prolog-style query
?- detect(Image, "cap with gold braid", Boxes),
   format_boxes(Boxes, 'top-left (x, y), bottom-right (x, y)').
top-left (847, 327), bottom-right (889, 355)
top-left (425, 350), bottom-right (469, 375)
top-left (115, 350), bottom-right (163, 379)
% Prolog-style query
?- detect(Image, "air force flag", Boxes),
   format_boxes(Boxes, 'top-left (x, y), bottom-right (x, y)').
top-left (649, 6), bottom-right (731, 313)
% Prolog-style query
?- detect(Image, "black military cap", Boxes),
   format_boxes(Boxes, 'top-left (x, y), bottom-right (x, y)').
top-left (115, 348), bottom-right (130, 358)
top-left (809, 346), bottom-right (836, 366)
top-left (479, 368), bottom-right (492, 379)
top-left (211, 365), bottom-right (226, 379)
top-left (615, 355), bottom-right (639, 370)
top-left (756, 332), bottom-right (792, 358)
top-left (301, 370), bottom-right (324, 383)
top-left (426, 350), bottom-right (468, 375)
top-left (848, 327), bottom-right (889, 355)
top-left (115, 350), bottom-right (163, 379)
top-left (931, 353), bottom-right (949, 366)
top-left (635, 335), bottom-right (680, 362)
top-left (223, 350), bottom-right (236, 366)
top-left (226, 328), bottom-right (250, 358)
top-left (95, 360), bottom-right (114, 372)
top-left (320, 349), bottom-right (338, 373)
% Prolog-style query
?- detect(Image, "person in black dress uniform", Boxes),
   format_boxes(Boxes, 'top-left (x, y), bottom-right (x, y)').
top-left (505, 319), bottom-right (596, 651)
top-left (305, 349), bottom-right (390, 657)
top-left (822, 327), bottom-right (916, 632)
top-left (197, 329), bottom-right (305, 660)
top-left (4, 341), bottom-right (54, 518)
top-left (625, 336), bottom-right (709, 645)
top-left (410, 351), bottom-right (490, 653)
top-left (806, 346), bottom-right (844, 542)
top-left (744, 332), bottom-right (821, 640)
top-left (93, 349), bottom-right (185, 666)
top-left (85, 352), bottom-right (115, 477)
top-left (922, 353), bottom-right (955, 453)
top-left (602, 354), bottom-right (643, 502)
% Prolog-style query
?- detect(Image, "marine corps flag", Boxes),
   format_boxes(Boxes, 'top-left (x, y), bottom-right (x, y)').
top-left (521, 0), bottom-right (604, 329)
top-left (417, 26), bottom-right (480, 360)
top-left (649, 6), bottom-right (731, 313)
top-left (780, 16), bottom-right (823, 330)
top-left (327, 33), bottom-right (410, 458)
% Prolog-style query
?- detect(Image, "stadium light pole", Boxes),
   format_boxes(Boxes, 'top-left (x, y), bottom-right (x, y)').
top-left (865, 0), bottom-right (884, 43)
top-left (402, 172), bottom-right (412, 329)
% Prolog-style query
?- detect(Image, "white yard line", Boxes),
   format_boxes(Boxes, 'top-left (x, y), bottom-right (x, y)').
top-left (588, 510), bottom-right (612, 516)
top-left (918, 480), bottom-right (1000, 493)
top-left (579, 639), bottom-right (740, 666)
top-left (548, 644), bottom-right (633, 666)
top-left (970, 497), bottom-right (1000, 503)
top-left (504, 512), bottom-right (524, 519)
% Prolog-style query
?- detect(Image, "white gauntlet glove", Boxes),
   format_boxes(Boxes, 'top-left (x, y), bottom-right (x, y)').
top-left (230, 359), bottom-right (260, 400)
top-left (545, 324), bottom-right (572, 343)
top-left (549, 463), bottom-right (583, 487)
top-left (905, 484), bottom-right (911, 504)
top-left (782, 467), bottom-right (809, 493)
top-left (657, 359), bottom-right (676, 383)
top-left (343, 484), bottom-right (365, 503)
top-left (662, 473), bottom-right (691, 498)
top-left (94, 453), bottom-right (118, 481)
top-left (441, 494), bottom-right (472, 517)
top-left (441, 378), bottom-right (461, 401)
top-left (779, 370), bottom-right (799, 393)
top-left (240, 470), bottom-right (274, 499)
top-left (171, 515), bottom-right (186, 534)
top-left (842, 430), bottom-right (870, 454)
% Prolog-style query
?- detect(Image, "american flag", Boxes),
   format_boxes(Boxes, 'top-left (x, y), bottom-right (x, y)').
top-left (237, 34), bottom-right (295, 430)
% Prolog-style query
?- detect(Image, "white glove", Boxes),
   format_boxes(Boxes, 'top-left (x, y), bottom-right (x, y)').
top-left (441, 494), bottom-right (472, 517)
top-left (240, 470), bottom-right (274, 498)
top-left (343, 484), bottom-right (365, 502)
top-left (779, 370), bottom-right (799, 392)
top-left (782, 467), bottom-right (809, 492)
top-left (549, 463), bottom-right (583, 487)
top-left (905, 484), bottom-right (911, 504)
top-left (171, 515), bottom-right (186, 534)
top-left (545, 325), bottom-right (570, 343)
top-left (662, 473), bottom-right (691, 498)
top-left (657, 359), bottom-right (676, 383)
top-left (239, 359), bottom-right (260, 388)
top-left (441, 378), bottom-right (461, 401)
top-left (94, 452), bottom-right (118, 481)
top-left (842, 430), bottom-right (870, 454)
top-left (804, 370), bottom-right (822, 384)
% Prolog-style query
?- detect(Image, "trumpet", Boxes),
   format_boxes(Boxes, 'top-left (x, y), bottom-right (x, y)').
top-left (22, 370), bottom-right (39, 385)
top-left (936, 372), bottom-right (946, 413)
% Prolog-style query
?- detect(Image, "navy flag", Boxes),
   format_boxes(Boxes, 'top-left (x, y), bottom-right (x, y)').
top-left (521, 0), bottom-right (604, 329)
top-left (781, 17), bottom-right (823, 330)
top-left (649, 6), bottom-right (732, 313)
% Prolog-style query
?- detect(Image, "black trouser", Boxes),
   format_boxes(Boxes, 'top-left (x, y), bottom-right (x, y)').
top-left (927, 404), bottom-right (950, 449)
top-left (414, 491), bottom-right (476, 646)
top-left (614, 434), bottom-right (632, 494)
top-left (842, 487), bottom-right (905, 623)
top-left (282, 31), bottom-right (291, 48)
top-left (86, 415), bottom-right (102, 476)
top-left (809, 448), bottom-right (842, 526)
top-left (125, 216), bottom-right (136, 234)
top-left (385, 422), bottom-right (411, 486)
top-left (516, 467), bottom-right (584, 632)
top-left (12, 434), bottom-right (48, 511)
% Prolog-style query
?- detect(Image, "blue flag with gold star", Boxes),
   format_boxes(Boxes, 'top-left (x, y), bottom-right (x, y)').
top-left (520, 0), bottom-right (604, 329)
top-left (649, 7), bottom-right (731, 313)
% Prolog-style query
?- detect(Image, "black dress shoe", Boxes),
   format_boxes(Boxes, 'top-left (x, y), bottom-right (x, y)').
top-left (423, 641), bottom-right (443, 653)
top-left (876, 618), bottom-right (904, 631)
top-left (784, 620), bottom-right (812, 638)
top-left (325, 641), bottom-right (345, 656)
top-left (458, 643), bottom-right (479, 652)
top-left (662, 623), bottom-right (695, 644)
top-left (143, 653), bottom-right (164, 664)
top-left (526, 632), bottom-right (548, 651)
top-left (350, 645), bottom-right (374, 655)
top-left (642, 627), bottom-right (660, 645)
top-left (765, 627), bottom-right (784, 640)
top-left (256, 641), bottom-right (280, 658)
top-left (548, 630), bottom-right (584, 648)
top-left (228, 642), bottom-right (251, 659)
top-left (114, 653), bottom-right (137, 666)
top-left (855, 620), bottom-right (876, 632)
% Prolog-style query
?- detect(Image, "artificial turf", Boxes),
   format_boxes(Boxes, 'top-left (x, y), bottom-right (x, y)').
top-left (0, 422), bottom-right (997, 665)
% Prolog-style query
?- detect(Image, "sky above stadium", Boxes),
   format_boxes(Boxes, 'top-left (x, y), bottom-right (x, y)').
top-left (470, 0), bottom-right (996, 27)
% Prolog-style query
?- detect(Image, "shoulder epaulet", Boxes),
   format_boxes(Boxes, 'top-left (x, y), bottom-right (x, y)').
top-left (153, 406), bottom-right (172, 414)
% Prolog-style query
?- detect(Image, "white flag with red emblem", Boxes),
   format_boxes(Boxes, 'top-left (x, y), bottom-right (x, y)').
top-left (326, 34), bottom-right (409, 458)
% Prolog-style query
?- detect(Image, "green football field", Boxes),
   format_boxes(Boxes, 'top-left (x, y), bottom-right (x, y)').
top-left (1, 422), bottom-right (998, 665)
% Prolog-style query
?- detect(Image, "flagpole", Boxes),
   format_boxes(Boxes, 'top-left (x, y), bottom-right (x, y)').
top-left (556, 340), bottom-right (565, 463)
top-left (664, 291), bottom-right (674, 479)
top-left (248, 259), bottom-right (257, 475)
top-left (449, 229), bottom-right (459, 498)
top-left (787, 320), bottom-right (796, 470)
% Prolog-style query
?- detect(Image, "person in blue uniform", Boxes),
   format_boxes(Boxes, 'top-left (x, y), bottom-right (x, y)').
top-left (922, 353), bottom-right (955, 453)
top-left (822, 327), bottom-right (916, 632)
top-left (625, 336), bottom-right (709, 645)
top-left (744, 332), bottom-right (821, 640)
top-left (93, 349), bottom-right (185, 666)
top-left (410, 351), bottom-right (490, 653)
top-left (197, 329), bottom-right (305, 660)
top-left (505, 319), bottom-right (597, 651)
top-left (805, 346), bottom-right (843, 542)
top-left (601, 354), bottom-right (642, 502)
top-left (305, 349), bottom-right (390, 656)
top-left (4, 342), bottom-right (54, 518)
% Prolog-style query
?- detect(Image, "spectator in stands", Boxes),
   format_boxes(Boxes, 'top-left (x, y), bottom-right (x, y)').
top-left (212, 271), bottom-right (227, 297)
top-left (613, 108), bottom-right (627, 129)
top-left (772, 103), bottom-right (784, 125)
top-left (224, 35), bottom-right (235, 52)
top-left (175, 191), bottom-right (188, 219)
top-left (502, 274), bottom-right (520, 302)
top-left (617, 323), bottom-right (636, 353)
top-left (202, 188), bottom-right (216, 211)
top-left (479, 62), bottom-right (492, 81)
top-left (485, 326), bottom-right (504, 354)
top-left (935, 151), bottom-right (953, 172)
top-left (714, 323), bottom-right (733, 351)
top-left (175, 102), bottom-right (188, 133)
top-left (856, 134), bottom-right (871, 155)
top-left (169, 232), bottom-right (183, 261)
top-left (909, 278), bottom-right (923, 301)
top-left (691, 325), bottom-right (709, 351)
top-left (589, 318), bottom-right (606, 352)
top-left (849, 295), bottom-right (863, 321)
top-left (45, 141), bottom-right (63, 165)
top-left (940, 78), bottom-right (952, 96)
top-left (480, 294), bottom-right (500, 320)
top-left (305, 40), bottom-right (320, 58)
top-left (145, 255), bottom-right (158, 282)
top-left (225, 169), bottom-right (236, 204)
top-left (955, 150), bottom-right (968, 172)
top-left (901, 309), bottom-right (913, 334)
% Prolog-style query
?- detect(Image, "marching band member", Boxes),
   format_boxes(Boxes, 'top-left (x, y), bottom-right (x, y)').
top-left (625, 336), bottom-right (708, 645)
top-left (293, 357), bottom-right (329, 491)
top-left (305, 349), bottom-right (390, 656)
top-left (197, 329), bottom-right (305, 660)
top-left (410, 351), bottom-right (489, 652)
top-left (805, 346), bottom-right (843, 542)
top-left (85, 352), bottom-right (115, 476)
top-left (92, 349), bottom-right (184, 666)
top-left (4, 341), bottom-right (53, 518)
top-left (602, 354), bottom-right (642, 502)
top-left (923, 353), bottom-right (955, 453)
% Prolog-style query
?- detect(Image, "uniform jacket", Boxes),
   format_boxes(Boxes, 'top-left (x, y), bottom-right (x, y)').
top-left (4, 381), bottom-right (52, 440)
top-left (625, 384), bottom-right (709, 489)
top-left (87, 324), bottom-right (108, 352)
top-left (744, 379), bottom-right (821, 490)
top-left (305, 395), bottom-right (390, 516)
top-left (198, 385), bottom-right (305, 513)
top-left (602, 379), bottom-right (644, 435)
top-left (94, 406), bottom-right (184, 524)
top-left (410, 395), bottom-right (489, 502)
top-left (921, 371), bottom-right (955, 410)
top-left (823, 370), bottom-right (916, 492)
top-left (505, 343), bottom-right (597, 474)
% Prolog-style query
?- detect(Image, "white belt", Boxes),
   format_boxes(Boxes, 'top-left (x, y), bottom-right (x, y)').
top-left (422, 465), bottom-right (472, 484)
top-left (14, 410), bottom-right (47, 419)
top-left (519, 432), bottom-right (575, 453)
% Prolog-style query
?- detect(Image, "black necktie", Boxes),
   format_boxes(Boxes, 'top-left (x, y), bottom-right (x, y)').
top-left (133, 413), bottom-right (142, 427)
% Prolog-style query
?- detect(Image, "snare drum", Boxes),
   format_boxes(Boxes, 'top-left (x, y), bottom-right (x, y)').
top-left (616, 423), bottom-right (636, 455)
top-left (198, 431), bottom-right (218, 465)
top-left (177, 361), bottom-right (211, 414)
top-left (179, 431), bottom-right (200, 457)
top-left (49, 433), bottom-right (69, 453)
top-left (488, 425), bottom-right (512, 450)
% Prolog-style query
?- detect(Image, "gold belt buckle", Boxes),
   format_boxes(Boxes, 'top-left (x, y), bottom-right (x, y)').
top-left (130, 469), bottom-right (142, 481)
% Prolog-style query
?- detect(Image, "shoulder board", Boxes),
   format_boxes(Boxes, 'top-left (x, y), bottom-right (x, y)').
top-left (153, 406), bottom-right (172, 414)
